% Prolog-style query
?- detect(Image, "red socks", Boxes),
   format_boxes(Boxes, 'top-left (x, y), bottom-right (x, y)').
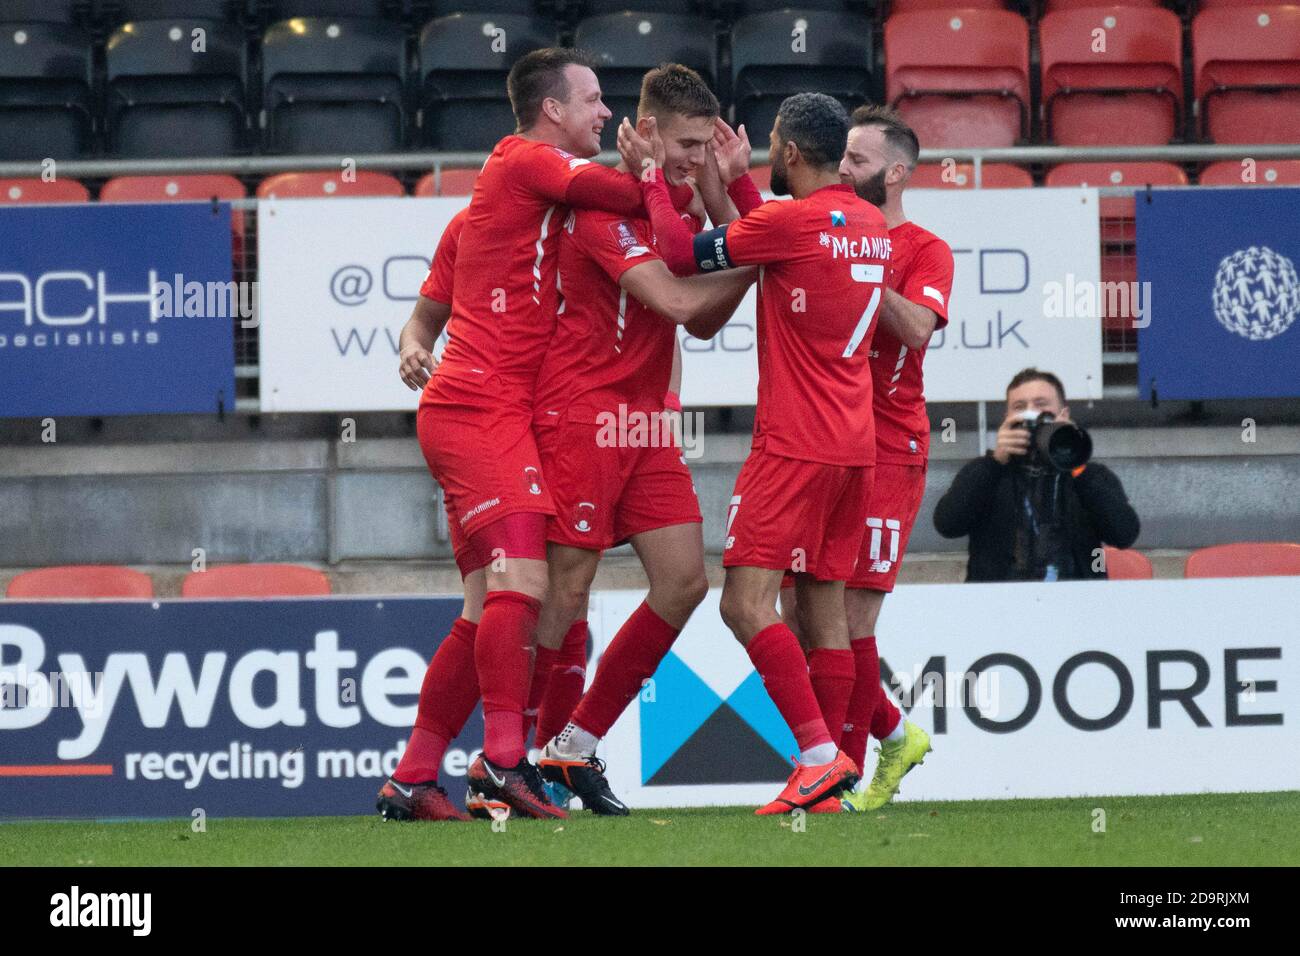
top-left (477, 590), bottom-right (542, 767)
top-left (394, 617), bottom-right (479, 783)
top-left (535, 620), bottom-right (589, 747)
top-left (746, 623), bottom-right (833, 752)
top-left (808, 648), bottom-right (855, 748)
top-left (570, 601), bottom-right (680, 739)
top-left (842, 636), bottom-right (881, 770)
top-left (523, 644), bottom-right (559, 747)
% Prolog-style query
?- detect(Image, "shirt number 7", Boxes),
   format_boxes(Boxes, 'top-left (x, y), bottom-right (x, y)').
top-left (842, 263), bottom-right (885, 358)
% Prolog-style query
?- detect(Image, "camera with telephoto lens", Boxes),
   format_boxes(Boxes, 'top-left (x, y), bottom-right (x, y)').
top-left (1011, 411), bottom-right (1092, 472)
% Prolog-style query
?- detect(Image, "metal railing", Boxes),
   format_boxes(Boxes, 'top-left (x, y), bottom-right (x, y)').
top-left (4, 142), bottom-right (1300, 182)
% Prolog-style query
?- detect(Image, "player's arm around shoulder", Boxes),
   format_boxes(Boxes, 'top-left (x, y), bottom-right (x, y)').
top-left (618, 258), bottom-right (756, 328)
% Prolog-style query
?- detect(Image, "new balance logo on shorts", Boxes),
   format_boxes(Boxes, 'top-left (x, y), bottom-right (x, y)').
top-left (725, 495), bottom-right (741, 550)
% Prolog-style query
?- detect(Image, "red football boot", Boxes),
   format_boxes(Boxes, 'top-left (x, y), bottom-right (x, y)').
top-left (467, 754), bottom-right (568, 820)
top-left (376, 778), bottom-right (471, 822)
top-left (755, 750), bottom-right (859, 816)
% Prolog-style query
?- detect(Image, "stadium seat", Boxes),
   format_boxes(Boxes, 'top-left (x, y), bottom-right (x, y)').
top-left (180, 564), bottom-right (332, 598)
top-left (428, 1), bottom-right (539, 13)
top-left (1199, 159), bottom-right (1300, 185)
top-left (908, 162), bottom-right (1033, 187)
top-left (1184, 542), bottom-right (1300, 578)
top-left (0, 23), bottom-right (94, 160)
top-left (730, 9), bottom-right (873, 141)
top-left (1040, 7), bottom-right (1183, 146)
top-left (1193, 6), bottom-right (1300, 143)
top-left (1045, 162), bottom-right (1188, 187)
top-left (574, 12), bottom-right (717, 151)
top-left (6, 565), bottom-right (153, 599)
top-left (262, 17), bottom-right (408, 154)
top-left (106, 1), bottom-right (244, 22)
top-left (2, 1), bottom-right (87, 24)
top-left (1104, 546), bottom-right (1154, 579)
top-left (748, 165), bottom-right (772, 191)
top-left (581, 1), bottom-right (713, 12)
top-left (417, 13), bottom-right (556, 150)
top-left (413, 167), bottom-right (480, 196)
top-left (105, 19), bottom-right (247, 158)
top-left (0, 177), bottom-right (90, 202)
top-left (889, 0), bottom-right (1011, 9)
top-left (1043, 0), bottom-right (1162, 10)
top-left (884, 10), bottom-right (1031, 148)
top-left (100, 174), bottom-right (247, 202)
top-left (269, 1), bottom-right (396, 17)
top-left (256, 170), bottom-right (406, 198)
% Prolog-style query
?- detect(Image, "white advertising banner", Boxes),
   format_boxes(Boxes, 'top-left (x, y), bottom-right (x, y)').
top-left (257, 197), bottom-right (461, 413)
top-left (906, 187), bottom-right (1104, 402)
top-left (587, 577), bottom-right (1298, 808)
top-left (256, 189), bottom-right (1102, 411)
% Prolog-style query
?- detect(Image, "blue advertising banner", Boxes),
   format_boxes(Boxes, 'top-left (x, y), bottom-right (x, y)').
top-left (1138, 188), bottom-right (1300, 400)
top-left (0, 597), bottom-right (479, 819)
top-left (0, 202), bottom-right (237, 417)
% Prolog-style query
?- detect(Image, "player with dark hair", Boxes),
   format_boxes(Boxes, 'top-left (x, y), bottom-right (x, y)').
top-left (622, 92), bottom-right (892, 814)
top-left (382, 47), bottom-right (698, 822)
top-left (528, 64), bottom-right (756, 814)
top-left (780, 103), bottom-right (955, 812)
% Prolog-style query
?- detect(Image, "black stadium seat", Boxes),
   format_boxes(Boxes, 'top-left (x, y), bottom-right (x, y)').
top-left (261, 16), bottom-right (408, 154)
top-left (0, 22), bottom-right (94, 159)
top-left (427, 0), bottom-right (541, 14)
top-left (418, 13), bottom-right (556, 149)
top-left (578, 1), bottom-right (711, 14)
top-left (730, 9), bottom-right (873, 138)
top-left (105, 19), bottom-right (247, 157)
top-left (0, 1), bottom-right (88, 25)
top-left (574, 11), bottom-right (717, 150)
top-left (105, 1), bottom-right (244, 24)
top-left (267, 1), bottom-right (398, 18)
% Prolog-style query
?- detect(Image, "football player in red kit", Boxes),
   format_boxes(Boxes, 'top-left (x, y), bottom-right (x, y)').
top-left (625, 93), bottom-right (892, 814)
top-left (529, 66), bottom-right (756, 814)
top-left (781, 104), bottom-right (955, 812)
top-left (383, 48), bottom-right (700, 821)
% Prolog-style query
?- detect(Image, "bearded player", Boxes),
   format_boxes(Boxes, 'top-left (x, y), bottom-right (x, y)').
top-left (781, 104), bottom-right (955, 812)
top-left (528, 65), bottom-right (756, 814)
top-left (627, 93), bottom-right (892, 814)
top-left (383, 47), bottom-right (702, 822)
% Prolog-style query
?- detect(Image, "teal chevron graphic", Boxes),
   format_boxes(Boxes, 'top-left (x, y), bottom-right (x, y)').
top-left (640, 651), bottom-right (797, 785)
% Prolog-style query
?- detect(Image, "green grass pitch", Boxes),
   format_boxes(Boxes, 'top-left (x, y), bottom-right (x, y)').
top-left (3, 792), bottom-right (1298, 866)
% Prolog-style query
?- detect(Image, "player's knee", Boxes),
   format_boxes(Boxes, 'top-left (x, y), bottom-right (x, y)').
top-left (719, 587), bottom-right (760, 641)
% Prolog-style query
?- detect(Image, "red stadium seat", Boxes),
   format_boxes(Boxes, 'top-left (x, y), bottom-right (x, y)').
top-left (890, 0), bottom-right (1010, 9)
top-left (413, 167), bottom-right (481, 197)
top-left (1045, 162), bottom-right (1188, 187)
top-left (909, 162), bottom-right (1034, 188)
top-left (1184, 542), bottom-right (1300, 578)
top-left (1104, 547), bottom-right (1154, 579)
top-left (6, 565), bottom-right (153, 599)
top-left (885, 10), bottom-right (1031, 148)
top-left (1044, 0), bottom-right (1163, 10)
top-left (0, 178), bottom-right (89, 203)
top-left (1040, 7), bottom-right (1183, 146)
top-left (748, 165), bottom-right (772, 192)
top-left (1199, 159), bottom-right (1300, 185)
top-left (181, 564), bottom-right (332, 598)
top-left (256, 171), bottom-right (406, 199)
top-left (1193, 6), bottom-right (1300, 143)
top-left (99, 174), bottom-right (245, 203)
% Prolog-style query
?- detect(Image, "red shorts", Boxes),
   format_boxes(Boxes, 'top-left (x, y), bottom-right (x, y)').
top-left (723, 449), bottom-right (874, 581)
top-left (417, 374), bottom-right (555, 543)
top-left (847, 461), bottom-right (927, 592)
top-left (537, 416), bottom-right (701, 552)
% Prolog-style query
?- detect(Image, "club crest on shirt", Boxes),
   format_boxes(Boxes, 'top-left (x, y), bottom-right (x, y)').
top-left (523, 466), bottom-right (543, 496)
top-left (609, 220), bottom-right (638, 250)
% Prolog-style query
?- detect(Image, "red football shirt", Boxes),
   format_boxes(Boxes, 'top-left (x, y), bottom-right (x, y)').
top-left (710, 183), bottom-right (891, 466)
top-left (869, 221), bottom-right (954, 465)
top-left (435, 135), bottom-right (623, 392)
top-left (418, 207), bottom-right (468, 304)
top-left (536, 193), bottom-right (701, 426)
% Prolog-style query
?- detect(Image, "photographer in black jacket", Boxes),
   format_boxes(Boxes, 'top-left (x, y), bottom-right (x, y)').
top-left (934, 368), bottom-right (1140, 581)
